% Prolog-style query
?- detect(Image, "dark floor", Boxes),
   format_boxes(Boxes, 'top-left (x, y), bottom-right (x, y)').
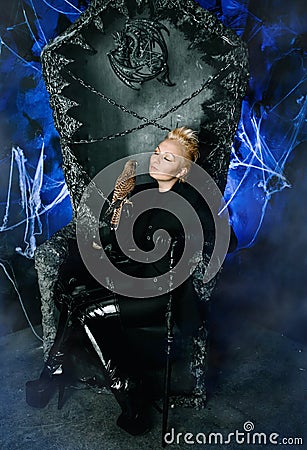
top-left (1, 303), bottom-right (306, 450)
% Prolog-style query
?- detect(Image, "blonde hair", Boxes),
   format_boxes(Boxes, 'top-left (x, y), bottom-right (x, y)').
top-left (166, 127), bottom-right (199, 181)
top-left (166, 127), bottom-right (199, 163)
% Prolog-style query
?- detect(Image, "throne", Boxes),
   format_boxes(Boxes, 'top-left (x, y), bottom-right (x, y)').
top-left (35, 0), bottom-right (249, 408)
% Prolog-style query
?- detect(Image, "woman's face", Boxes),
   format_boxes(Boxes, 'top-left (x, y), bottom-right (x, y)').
top-left (149, 139), bottom-right (188, 185)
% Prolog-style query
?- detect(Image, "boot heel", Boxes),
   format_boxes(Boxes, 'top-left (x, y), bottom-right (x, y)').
top-left (57, 378), bottom-right (66, 410)
top-left (116, 411), bottom-right (151, 436)
top-left (25, 378), bottom-right (56, 408)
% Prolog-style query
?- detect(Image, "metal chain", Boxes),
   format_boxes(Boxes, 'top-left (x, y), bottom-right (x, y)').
top-left (87, 179), bottom-right (111, 205)
top-left (66, 64), bottom-right (232, 144)
top-left (65, 69), bottom-right (170, 132)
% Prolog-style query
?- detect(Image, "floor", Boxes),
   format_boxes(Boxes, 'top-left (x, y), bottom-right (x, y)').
top-left (1, 300), bottom-right (306, 450)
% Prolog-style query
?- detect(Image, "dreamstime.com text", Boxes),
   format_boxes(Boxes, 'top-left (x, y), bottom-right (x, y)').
top-left (163, 421), bottom-right (304, 446)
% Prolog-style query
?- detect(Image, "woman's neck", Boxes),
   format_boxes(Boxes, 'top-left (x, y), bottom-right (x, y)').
top-left (157, 178), bottom-right (178, 192)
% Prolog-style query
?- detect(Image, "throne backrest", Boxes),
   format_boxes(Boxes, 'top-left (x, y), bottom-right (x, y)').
top-left (41, 0), bottom-right (249, 213)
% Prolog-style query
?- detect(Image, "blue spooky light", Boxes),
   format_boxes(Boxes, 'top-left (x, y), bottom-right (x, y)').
top-left (199, 0), bottom-right (307, 248)
top-left (0, 0), bottom-right (89, 257)
top-left (0, 0), bottom-right (306, 256)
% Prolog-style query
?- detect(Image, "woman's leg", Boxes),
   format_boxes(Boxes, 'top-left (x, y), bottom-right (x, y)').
top-left (77, 296), bottom-right (153, 435)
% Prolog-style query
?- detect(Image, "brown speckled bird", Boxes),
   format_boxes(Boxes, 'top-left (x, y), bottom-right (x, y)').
top-left (105, 160), bottom-right (137, 230)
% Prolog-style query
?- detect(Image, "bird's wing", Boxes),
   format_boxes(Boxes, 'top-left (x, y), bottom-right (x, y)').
top-left (104, 198), bottom-right (123, 217)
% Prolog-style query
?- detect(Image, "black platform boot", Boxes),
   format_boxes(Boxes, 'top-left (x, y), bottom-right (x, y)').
top-left (25, 349), bottom-right (67, 409)
top-left (78, 299), bottom-right (151, 436)
top-left (110, 364), bottom-right (151, 436)
top-left (26, 300), bottom-right (71, 410)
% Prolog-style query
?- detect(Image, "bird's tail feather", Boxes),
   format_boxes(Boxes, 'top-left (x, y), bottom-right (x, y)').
top-left (110, 206), bottom-right (122, 230)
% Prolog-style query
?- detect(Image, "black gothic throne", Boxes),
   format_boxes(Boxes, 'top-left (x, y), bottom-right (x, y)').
top-left (35, 0), bottom-right (249, 408)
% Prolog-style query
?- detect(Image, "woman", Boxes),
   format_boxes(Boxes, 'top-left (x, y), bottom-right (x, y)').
top-left (26, 127), bottom-right (215, 435)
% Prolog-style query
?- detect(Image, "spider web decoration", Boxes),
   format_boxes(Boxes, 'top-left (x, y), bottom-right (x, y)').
top-left (224, 2), bottom-right (307, 248)
top-left (0, 0), bottom-right (90, 259)
top-left (1, 0), bottom-right (305, 256)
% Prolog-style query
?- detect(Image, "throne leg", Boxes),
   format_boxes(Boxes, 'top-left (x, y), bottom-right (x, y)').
top-left (34, 224), bottom-right (73, 358)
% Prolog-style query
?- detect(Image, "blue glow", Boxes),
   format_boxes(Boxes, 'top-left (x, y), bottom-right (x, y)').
top-left (197, 0), bottom-right (306, 249)
top-left (0, 0), bottom-right (306, 257)
top-left (196, 0), bottom-right (249, 36)
top-left (0, 0), bottom-right (90, 257)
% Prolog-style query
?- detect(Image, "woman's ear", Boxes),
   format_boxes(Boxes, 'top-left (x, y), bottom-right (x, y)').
top-left (177, 167), bottom-right (188, 179)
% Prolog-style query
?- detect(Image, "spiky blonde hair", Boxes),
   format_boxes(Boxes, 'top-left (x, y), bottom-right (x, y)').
top-left (166, 126), bottom-right (199, 163)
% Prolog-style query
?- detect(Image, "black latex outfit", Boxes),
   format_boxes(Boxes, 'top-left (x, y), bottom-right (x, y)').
top-left (26, 178), bottom-right (216, 435)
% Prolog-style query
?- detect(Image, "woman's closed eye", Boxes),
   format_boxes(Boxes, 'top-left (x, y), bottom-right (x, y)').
top-left (163, 153), bottom-right (175, 162)
top-left (153, 148), bottom-right (175, 162)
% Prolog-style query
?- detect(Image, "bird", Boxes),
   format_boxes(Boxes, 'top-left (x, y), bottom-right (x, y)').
top-left (105, 159), bottom-right (137, 230)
